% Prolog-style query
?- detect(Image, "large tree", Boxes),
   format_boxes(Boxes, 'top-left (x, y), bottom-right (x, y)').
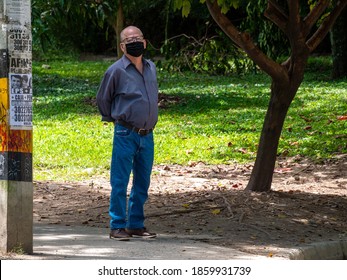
top-left (176, 0), bottom-right (347, 192)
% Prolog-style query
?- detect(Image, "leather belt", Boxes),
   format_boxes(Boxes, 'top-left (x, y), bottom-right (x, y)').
top-left (117, 120), bottom-right (153, 136)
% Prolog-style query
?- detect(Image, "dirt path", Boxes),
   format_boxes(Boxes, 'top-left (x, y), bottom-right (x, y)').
top-left (29, 155), bottom-right (347, 258)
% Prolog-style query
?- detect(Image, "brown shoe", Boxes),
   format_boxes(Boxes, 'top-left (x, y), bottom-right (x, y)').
top-left (126, 227), bottom-right (157, 238)
top-left (109, 228), bottom-right (131, 241)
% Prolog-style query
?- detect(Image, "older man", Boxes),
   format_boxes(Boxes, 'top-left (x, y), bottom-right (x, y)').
top-left (96, 26), bottom-right (158, 241)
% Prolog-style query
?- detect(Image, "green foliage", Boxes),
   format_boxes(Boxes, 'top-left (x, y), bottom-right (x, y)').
top-left (173, 0), bottom-right (290, 61)
top-left (33, 57), bottom-right (347, 182)
top-left (161, 28), bottom-right (255, 74)
top-left (173, 0), bottom-right (192, 17)
top-left (10, 244), bottom-right (25, 255)
top-left (32, 0), bottom-right (177, 56)
top-left (32, 0), bottom-right (113, 53)
top-left (174, 0), bottom-right (242, 16)
top-left (240, 0), bottom-right (290, 59)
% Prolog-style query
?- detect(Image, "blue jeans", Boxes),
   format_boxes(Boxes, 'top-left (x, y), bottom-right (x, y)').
top-left (109, 124), bottom-right (154, 230)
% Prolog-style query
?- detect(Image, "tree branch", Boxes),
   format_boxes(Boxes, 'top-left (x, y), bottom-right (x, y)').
top-left (264, 0), bottom-right (288, 34)
top-left (287, 0), bottom-right (303, 52)
top-left (146, 205), bottom-right (225, 218)
top-left (205, 0), bottom-right (288, 83)
top-left (307, 0), bottom-right (347, 52)
top-left (287, 0), bottom-right (301, 26)
top-left (302, 0), bottom-right (330, 37)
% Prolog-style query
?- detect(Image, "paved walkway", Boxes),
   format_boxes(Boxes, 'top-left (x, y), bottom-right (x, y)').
top-left (32, 224), bottom-right (269, 260)
top-left (2, 224), bottom-right (346, 260)
top-left (3, 225), bottom-right (345, 280)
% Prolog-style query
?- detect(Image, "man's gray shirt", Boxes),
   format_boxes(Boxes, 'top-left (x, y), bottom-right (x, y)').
top-left (96, 55), bottom-right (158, 130)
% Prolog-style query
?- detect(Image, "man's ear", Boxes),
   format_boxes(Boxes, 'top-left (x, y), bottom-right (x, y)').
top-left (143, 40), bottom-right (147, 49)
top-left (120, 43), bottom-right (126, 53)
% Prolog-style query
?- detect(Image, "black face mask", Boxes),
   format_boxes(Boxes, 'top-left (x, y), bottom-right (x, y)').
top-left (126, 41), bottom-right (145, 57)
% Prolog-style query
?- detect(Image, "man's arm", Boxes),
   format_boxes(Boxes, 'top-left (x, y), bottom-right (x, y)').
top-left (96, 72), bottom-right (115, 122)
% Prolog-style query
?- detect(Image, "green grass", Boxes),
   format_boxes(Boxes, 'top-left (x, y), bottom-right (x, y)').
top-left (32, 57), bottom-right (347, 181)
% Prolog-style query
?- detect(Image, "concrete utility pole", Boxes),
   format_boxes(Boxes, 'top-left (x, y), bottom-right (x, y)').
top-left (0, 0), bottom-right (33, 254)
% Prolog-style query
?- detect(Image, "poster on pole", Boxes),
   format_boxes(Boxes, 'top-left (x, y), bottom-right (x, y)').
top-left (5, 0), bottom-right (31, 24)
top-left (8, 25), bottom-right (32, 57)
top-left (7, 24), bottom-right (32, 129)
top-left (9, 73), bottom-right (32, 128)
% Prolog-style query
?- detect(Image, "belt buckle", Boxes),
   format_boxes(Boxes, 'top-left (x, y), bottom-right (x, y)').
top-left (138, 128), bottom-right (147, 135)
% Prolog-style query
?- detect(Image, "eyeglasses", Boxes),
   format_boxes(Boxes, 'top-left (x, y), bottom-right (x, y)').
top-left (122, 36), bottom-right (144, 44)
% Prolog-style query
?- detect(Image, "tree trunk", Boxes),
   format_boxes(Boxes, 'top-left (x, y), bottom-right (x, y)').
top-left (116, 0), bottom-right (124, 59)
top-left (245, 56), bottom-right (308, 192)
top-left (245, 82), bottom-right (291, 192)
top-left (331, 4), bottom-right (347, 78)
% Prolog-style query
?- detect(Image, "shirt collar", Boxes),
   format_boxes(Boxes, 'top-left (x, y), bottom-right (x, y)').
top-left (121, 55), bottom-right (151, 69)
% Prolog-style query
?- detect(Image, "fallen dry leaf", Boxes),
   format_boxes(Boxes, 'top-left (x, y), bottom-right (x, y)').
top-left (211, 209), bottom-right (221, 215)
